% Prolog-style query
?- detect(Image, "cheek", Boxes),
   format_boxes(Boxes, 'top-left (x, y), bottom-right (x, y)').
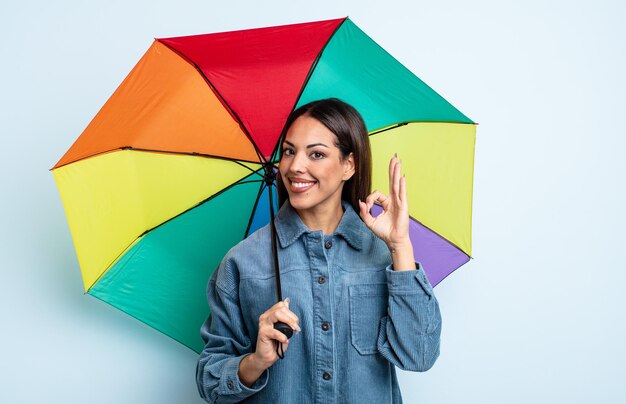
top-left (278, 163), bottom-right (288, 181)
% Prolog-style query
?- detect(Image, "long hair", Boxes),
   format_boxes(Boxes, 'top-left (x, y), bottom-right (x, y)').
top-left (276, 98), bottom-right (372, 214)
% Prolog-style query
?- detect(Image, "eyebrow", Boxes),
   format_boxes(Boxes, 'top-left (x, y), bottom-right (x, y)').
top-left (283, 140), bottom-right (330, 149)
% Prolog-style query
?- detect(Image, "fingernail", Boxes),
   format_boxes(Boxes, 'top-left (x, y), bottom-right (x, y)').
top-left (284, 297), bottom-right (290, 305)
top-left (394, 152), bottom-right (397, 158)
top-left (295, 324), bottom-right (301, 333)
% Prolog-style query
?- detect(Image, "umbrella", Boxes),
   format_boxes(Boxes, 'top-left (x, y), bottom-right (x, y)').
top-left (51, 17), bottom-right (476, 353)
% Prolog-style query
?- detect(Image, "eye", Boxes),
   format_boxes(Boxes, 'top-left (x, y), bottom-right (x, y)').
top-left (311, 151), bottom-right (325, 160)
top-left (282, 147), bottom-right (294, 156)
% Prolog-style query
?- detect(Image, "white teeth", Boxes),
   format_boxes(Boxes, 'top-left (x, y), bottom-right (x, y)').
top-left (293, 182), bottom-right (314, 188)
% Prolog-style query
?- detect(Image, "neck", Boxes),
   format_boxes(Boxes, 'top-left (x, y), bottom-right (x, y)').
top-left (295, 202), bottom-right (345, 235)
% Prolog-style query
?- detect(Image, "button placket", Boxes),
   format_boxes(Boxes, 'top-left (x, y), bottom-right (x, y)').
top-left (308, 232), bottom-right (335, 401)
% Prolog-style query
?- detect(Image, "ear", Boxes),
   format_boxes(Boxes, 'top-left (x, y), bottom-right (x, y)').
top-left (342, 152), bottom-right (355, 181)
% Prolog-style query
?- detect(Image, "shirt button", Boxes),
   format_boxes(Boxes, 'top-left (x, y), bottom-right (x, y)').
top-left (321, 322), bottom-right (330, 331)
top-left (324, 240), bottom-right (333, 249)
top-left (227, 380), bottom-right (234, 389)
top-left (322, 371), bottom-right (332, 380)
top-left (318, 276), bottom-right (326, 284)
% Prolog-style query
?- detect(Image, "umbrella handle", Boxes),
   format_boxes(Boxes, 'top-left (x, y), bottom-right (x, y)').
top-left (274, 321), bottom-right (294, 339)
top-left (274, 321), bottom-right (293, 360)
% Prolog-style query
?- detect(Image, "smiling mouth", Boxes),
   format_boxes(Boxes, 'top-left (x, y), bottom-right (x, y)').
top-left (289, 179), bottom-right (317, 192)
top-left (292, 181), bottom-right (316, 188)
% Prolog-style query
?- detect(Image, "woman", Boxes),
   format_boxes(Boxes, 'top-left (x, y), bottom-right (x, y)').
top-left (196, 98), bottom-right (441, 403)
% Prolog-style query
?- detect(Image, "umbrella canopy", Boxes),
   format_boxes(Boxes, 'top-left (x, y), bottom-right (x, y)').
top-left (51, 17), bottom-right (476, 353)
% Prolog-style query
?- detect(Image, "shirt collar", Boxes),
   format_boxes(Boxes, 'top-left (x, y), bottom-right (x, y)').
top-left (275, 199), bottom-right (364, 251)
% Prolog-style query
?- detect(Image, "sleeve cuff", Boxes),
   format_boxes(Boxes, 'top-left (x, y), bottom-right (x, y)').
top-left (218, 354), bottom-right (269, 399)
top-left (386, 262), bottom-right (434, 296)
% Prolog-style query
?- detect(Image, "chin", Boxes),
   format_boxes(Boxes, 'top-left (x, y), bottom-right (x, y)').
top-left (288, 197), bottom-right (313, 211)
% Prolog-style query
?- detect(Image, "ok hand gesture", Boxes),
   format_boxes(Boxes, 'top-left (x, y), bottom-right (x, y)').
top-left (358, 154), bottom-right (416, 271)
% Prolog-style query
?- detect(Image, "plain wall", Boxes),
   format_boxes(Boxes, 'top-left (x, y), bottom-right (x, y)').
top-left (1, 0), bottom-right (624, 402)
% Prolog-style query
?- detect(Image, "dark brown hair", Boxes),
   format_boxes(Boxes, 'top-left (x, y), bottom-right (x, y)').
top-left (276, 98), bottom-right (372, 214)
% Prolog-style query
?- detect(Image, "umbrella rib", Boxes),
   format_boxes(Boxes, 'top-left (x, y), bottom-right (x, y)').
top-left (87, 170), bottom-right (267, 292)
top-left (368, 121), bottom-right (478, 138)
top-left (136, 169), bottom-right (266, 237)
top-left (268, 17), bottom-right (349, 162)
top-left (50, 147), bottom-right (264, 171)
top-left (244, 182), bottom-right (269, 238)
top-left (368, 122), bottom-right (409, 137)
top-left (157, 40), bottom-right (268, 164)
top-left (236, 179), bottom-right (265, 185)
top-left (121, 146), bottom-right (263, 171)
top-left (85, 236), bottom-right (140, 292)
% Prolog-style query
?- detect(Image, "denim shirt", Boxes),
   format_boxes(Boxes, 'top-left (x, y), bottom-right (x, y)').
top-left (196, 200), bottom-right (442, 403)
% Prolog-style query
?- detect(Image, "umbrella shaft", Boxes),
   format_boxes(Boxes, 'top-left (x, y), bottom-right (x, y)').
top-left (268, 181), bottom-right (283, 302)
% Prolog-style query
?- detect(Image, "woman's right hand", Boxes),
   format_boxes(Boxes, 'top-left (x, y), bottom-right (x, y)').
top-left (251, 298), bottom-right (300, 369)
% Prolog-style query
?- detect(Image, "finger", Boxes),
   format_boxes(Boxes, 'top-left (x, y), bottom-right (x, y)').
top-left (280, 298), bottom-right (299, 325)
top-left (268, 310), bottom-right (301, 333)
top-left (277, 307), bottom-right (300, 332)
top-left (271, 298), bottom-right (296, 318)
top-left (259, 300), bottom-right (289, 323)
top-left (259, 322), bottom-right (294, 345)
top-left (359, 199), bottom-right (374, 227)
top-left (392, 158), bottom-right (401, 205)
top-left (400, 174), bottom-right (408, 209)
top-left (365, 191), bottom-right (383, 211)
top-left (260, 328), bottom-right (291, 345)
top-left (388, 154), bottom-right (397, 198)
top-left (365, 191), bottom-right (392, 214)
top-left (271, 329), bottom-right (290, 345)
top-left (365, 190), bottom-right (381, 204)
top-left (378, 194), bottom-right (391, 211)
top-left (270, 300), bottom-right (288, 311)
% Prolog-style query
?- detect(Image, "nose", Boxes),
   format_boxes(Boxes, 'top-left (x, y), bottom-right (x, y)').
top-left (287, 150), bottom-right (306, 174)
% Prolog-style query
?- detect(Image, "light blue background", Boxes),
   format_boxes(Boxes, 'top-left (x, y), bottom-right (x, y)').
top-left (2, 0), bottom-right (624, 402)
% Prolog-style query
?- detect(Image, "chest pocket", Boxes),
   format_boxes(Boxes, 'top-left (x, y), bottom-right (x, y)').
top-left (349, 283), bottom-right (388, 355)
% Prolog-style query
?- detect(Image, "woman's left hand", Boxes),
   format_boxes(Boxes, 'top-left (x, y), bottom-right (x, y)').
top-left (359, 154), bottom-right (416, 270)
top-left (358, 154), bottom-right (411, 249)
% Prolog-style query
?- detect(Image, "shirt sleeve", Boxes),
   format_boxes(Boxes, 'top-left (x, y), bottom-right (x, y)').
top-left (196, 257), bottom-right (269, 403)
top-left (376, 262), bottom-right (442, 372)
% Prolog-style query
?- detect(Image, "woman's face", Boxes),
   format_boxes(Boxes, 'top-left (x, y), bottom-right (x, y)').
top-left (279, 115), bottom-right (355, 215)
